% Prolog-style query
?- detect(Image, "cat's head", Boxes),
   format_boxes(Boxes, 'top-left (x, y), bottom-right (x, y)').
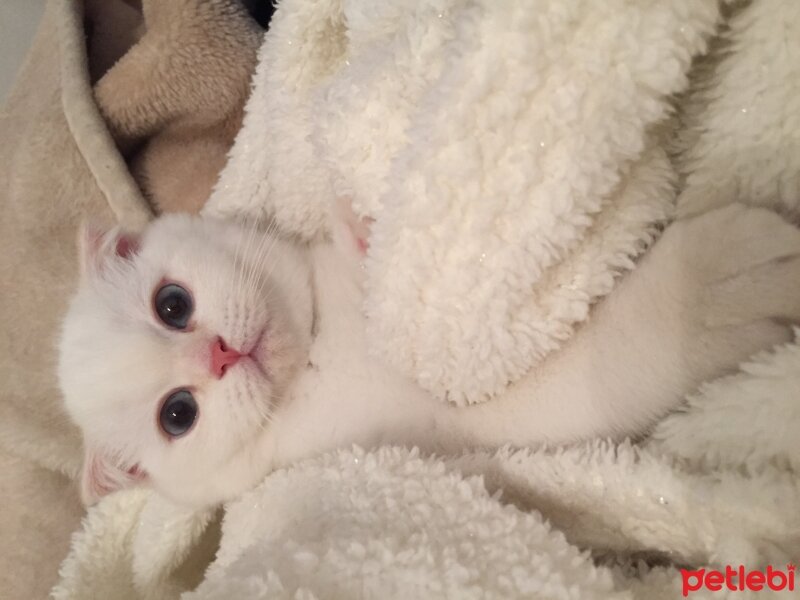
top-left (58, 214), bottom-right (313, 507)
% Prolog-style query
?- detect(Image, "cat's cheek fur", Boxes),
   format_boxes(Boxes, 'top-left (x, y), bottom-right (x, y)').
top-left (141, 431), bottom-right (276, 507)
top-left (80, 446), bottom-right (147, 506)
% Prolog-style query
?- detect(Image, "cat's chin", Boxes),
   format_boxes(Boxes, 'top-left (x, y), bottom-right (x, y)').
top-left (153, 435), bottom-right (276, 508)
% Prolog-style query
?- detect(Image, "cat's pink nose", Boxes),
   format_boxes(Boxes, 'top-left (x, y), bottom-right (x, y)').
top-left (210, 338), bottom-right (242, 379)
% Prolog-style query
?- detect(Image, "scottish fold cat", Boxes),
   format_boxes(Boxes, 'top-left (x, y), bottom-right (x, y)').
top-left (59, 204), bottom-right (800, 507)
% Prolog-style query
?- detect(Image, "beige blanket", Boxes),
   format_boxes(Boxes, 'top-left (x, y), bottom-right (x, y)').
top-left (0, 1), bottom-right (262, 595)
top-left (0, 1), bottom-right (150, 597)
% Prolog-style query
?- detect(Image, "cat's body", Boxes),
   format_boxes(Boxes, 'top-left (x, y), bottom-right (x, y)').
top-left (270, 204), bottom-right (800, 466)
top-left (59, 204), bottom-right (800, 507)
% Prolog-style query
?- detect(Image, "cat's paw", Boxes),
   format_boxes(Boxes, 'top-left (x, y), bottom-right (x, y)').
top-left (552, 204), bottom-right (800, 439)
top-left (656, 203), bottom-right (800, 329)
top-left (641, 204), bottom-right (800, 382)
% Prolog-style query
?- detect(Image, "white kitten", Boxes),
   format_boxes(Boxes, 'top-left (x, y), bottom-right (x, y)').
top-left (59, 204), bottom-right (800, 507)
top-left (58, 216), bottom-right (313, 506)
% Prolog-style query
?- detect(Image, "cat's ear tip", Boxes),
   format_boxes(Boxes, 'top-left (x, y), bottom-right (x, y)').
top-left (77, 219), bottom-right (107, 252)
top-left (76, 219), bottom-right (141, 277)
top-left (79, 446), bottom-right (146, 507)
top-left (77, 221), bottom-right (106, 280)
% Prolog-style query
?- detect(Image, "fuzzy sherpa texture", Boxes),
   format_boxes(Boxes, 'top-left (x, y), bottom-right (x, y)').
top-left (206, 0), bottom-right (721, 405)
top-left (674, 0), bottom-right (800, 220)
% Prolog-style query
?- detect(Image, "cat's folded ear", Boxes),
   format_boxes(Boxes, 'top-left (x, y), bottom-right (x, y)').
top-left (80, 445), bottom-right (147, 506)
top-left (78, 221), bottom-right (141, 280)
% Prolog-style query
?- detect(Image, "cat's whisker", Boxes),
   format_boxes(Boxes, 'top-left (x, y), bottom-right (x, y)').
top-left (240, 217), bottom-right (260, 292)
top-left (238, 216), bottom-right (262, 317)
top-left (231, 216), bottom-right (246, 291)
top-left (255, 230), bottom-right (288, 303)
top-left (251, 236), bottom-right (282, 299)
top-left (254, 405), bottom-right (275, 432)
top-left (231, 216), bottom-right (263, 327)
top-left (245, 223), bottom-right (273, 296)
top-left (251, 219), bottom-right (280, 286)
top-left (261, 238), bottom-right (289, 288)
top-left (238, 216), bottom-right (260, 286)
top-left (240, 222), bottom-right (266, 300)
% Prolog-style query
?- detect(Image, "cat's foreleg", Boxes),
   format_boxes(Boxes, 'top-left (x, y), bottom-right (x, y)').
top-left (441, 204), bottom-right (800, 448)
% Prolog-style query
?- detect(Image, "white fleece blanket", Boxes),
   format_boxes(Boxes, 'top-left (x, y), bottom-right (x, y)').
top-left (207, 0), bottom-right (717, 405)
top-left (54, 0), bottom-right (800, 598)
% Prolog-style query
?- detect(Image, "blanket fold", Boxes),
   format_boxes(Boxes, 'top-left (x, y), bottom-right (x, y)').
top-left (207, 0), bottom-right (719, 405)
top-left (0, 0), bottom-right (153, 596)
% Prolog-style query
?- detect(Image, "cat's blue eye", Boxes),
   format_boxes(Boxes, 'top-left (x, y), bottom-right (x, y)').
top-left (159, 389), bottom-right (197, 438)
top-left (154, 283), bottom-right (193, 329)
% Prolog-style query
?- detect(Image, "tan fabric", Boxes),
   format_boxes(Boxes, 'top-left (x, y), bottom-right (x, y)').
top-left (0, 0), bottom-right (260, 594)
top-left (94, 0), bottom-right (262, 214)
top-left (0, 447), bottom-right (84, 600)
top-left (0, 1), bottom-right (151, 597)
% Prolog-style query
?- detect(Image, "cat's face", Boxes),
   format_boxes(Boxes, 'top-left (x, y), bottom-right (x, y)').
top-left (58, 215), bottom-right (313, 507)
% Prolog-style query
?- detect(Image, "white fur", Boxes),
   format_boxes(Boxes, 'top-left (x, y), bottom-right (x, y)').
top-left (58, 215), bottom-right (313, 507)
top-left (60, 203), bottom-right (800, 507)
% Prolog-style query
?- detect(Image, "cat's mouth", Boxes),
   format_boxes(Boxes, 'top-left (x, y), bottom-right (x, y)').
top-left (245, 329), bottom-right (269, 379)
